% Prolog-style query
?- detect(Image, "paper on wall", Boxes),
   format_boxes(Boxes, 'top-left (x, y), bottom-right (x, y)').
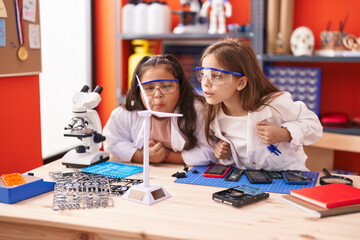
top-left (0, 19), bottom-right (5, 47)
top-left (23, 0), bottom-right (36, 22)
top-left (29, 23), bottom-right (40, 49)
top-left (0, 0), bottom-right (7, 18)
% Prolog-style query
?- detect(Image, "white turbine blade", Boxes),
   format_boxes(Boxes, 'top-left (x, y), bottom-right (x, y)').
top-left (136, 75), bottom-right (151, 111)
top-left (138, 110), bottom-right (152, 117)
top-left (136, 75), bottom-right (183, 118)
top-left (152, 111), bottom-right (183, 118)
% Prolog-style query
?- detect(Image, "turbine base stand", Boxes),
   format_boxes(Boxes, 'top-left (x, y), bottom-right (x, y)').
top-left (122, 183), bottom-right (171, 205)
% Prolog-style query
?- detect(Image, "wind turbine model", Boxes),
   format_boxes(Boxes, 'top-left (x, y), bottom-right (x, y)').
top-left (122, 76), bottom-right (183, 205)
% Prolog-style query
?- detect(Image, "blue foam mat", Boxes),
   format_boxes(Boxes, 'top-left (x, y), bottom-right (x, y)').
top-left (82, 162), bottom-right (143, 179)
top-left (174, 166), bottom-right (319, 194)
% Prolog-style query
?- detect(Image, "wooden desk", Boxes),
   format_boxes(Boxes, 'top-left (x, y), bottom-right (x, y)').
top-left (1, 160), bottom-right (360, 240)
top-left (305, 132), bottom-right (360, 172)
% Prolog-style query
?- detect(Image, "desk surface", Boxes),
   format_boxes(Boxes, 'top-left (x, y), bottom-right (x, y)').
top-left (311, 132), bottom-right (360, 153)
top-left (1, 160), bottom-right (360, 240)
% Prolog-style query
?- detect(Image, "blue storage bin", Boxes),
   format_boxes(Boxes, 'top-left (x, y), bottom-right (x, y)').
top-left (0, 175), bottom-right (55, 204)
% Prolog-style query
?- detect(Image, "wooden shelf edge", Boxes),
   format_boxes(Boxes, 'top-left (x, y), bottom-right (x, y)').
top-left (309, 132), bottom-right (360, 153)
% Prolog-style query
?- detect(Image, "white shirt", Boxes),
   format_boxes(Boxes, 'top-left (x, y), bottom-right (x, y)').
top-left (211, 92), bottom-right (323, 171)
top-left (103, 100), bottom-right (217, 166)
top-left (218, 108), bottom-right (248, 162)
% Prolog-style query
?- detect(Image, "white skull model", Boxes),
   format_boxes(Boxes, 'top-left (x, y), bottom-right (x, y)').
top-left (290, 26), bottom-right (315, 56)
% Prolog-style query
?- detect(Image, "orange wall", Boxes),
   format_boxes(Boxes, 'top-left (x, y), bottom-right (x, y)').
top-left (292, 0), bottom-right (360, 174)
top-left (0, 75), bottom-right (43, 174)
top-left (94, 0), bottom-right (118, 127)
top-left (292, 0), bottom-right (360, 119)
top-left (293, 0), bottom-right (360, 50)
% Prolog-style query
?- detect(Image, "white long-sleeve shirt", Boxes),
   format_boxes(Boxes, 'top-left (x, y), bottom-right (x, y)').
top-left (103, 101), bottom-right (217, 166)
top-left (211, 92), bottom-right (323, 171)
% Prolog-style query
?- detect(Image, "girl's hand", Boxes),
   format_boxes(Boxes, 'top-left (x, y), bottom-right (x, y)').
top-left (256, 121), bottom-right (291, 145)
top-left (214, 140), bottom-right (231, 159)
top-left (148, 140), bottom-right (167, 163)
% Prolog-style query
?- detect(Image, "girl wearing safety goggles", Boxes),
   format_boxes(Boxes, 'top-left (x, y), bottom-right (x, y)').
top-left (103, 55), bottom-right (216, 166)
top-left (199, 38), bottom-right (323, 171)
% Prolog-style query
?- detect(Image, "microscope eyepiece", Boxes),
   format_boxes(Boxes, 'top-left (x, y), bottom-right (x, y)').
top-left (81, 85), bottom-right (90, 92)
top-left (94, 85), bottom-right (103, 94)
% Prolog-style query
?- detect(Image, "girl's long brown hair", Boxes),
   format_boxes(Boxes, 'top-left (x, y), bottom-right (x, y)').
top-left (125, 54), bottom-right (204, 150)
top-left (201, 38), bottom-right (282, 143)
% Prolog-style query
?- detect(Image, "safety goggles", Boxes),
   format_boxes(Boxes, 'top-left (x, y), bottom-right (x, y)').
top-left (138, 79), bottom-right (180, 96)
top-left (195, 67), bottom-right (244, 86)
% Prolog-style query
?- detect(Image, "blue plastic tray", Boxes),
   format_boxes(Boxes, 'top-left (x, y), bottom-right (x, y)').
top-left (82, 161), bottom-right (143, 179)
top-left (0, 175), bottom-right (55, 204)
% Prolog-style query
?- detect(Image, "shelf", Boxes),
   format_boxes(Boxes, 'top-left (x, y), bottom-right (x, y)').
top-left (117, 32), bottom-right (253, 40)
top-left (324, 128), bottom-right (360, 136)
top-left (263, 54), bottom-right (360, 63)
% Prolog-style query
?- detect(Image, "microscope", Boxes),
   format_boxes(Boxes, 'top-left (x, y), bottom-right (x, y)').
top-left (61, 85), bottom-right (109, 168)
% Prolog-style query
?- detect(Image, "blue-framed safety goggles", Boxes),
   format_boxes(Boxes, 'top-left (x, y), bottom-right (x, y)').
top-left (195, 67), bottom-right (244, 85)
top-left (138, 79), bottom-right (180, 96)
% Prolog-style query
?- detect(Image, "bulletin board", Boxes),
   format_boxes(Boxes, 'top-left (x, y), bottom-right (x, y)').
top-left (0, 0), bottom-right (41, 76)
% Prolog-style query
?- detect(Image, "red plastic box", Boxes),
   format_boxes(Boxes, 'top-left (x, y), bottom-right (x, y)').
top-left (321, 113), bottom-right (348, 128)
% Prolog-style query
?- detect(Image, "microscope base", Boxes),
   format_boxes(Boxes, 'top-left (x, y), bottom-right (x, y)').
top-left (61, 149), bottom-right (109, 168)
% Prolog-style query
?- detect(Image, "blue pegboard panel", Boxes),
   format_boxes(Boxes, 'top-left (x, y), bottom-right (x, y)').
top-left (264, 66), bottom-right (322, 116)
top-left (82, 162), bottom-right (143, 179)
top-left (174, 166), bottom-right (319, 194)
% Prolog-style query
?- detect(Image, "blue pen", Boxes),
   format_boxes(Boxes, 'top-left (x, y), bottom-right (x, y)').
top-left (267, 144), bottom-right (281, 156)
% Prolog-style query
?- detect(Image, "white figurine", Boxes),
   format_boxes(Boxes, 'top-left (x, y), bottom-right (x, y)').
top-left (200, 0), bottom-right (232, 34)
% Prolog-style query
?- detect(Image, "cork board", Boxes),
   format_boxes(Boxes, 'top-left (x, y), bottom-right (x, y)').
top-left (0, 0), bottom-right (41, 76)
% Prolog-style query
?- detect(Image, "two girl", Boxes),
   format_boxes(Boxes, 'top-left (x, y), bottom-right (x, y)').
top-left (104, 38), bottom-right (323, 171)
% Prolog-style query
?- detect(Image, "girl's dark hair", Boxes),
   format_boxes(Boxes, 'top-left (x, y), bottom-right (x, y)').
top-left (125, 54), bottom-right (204, 150)
top-left (201, 38), bottom-right (282, 142)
